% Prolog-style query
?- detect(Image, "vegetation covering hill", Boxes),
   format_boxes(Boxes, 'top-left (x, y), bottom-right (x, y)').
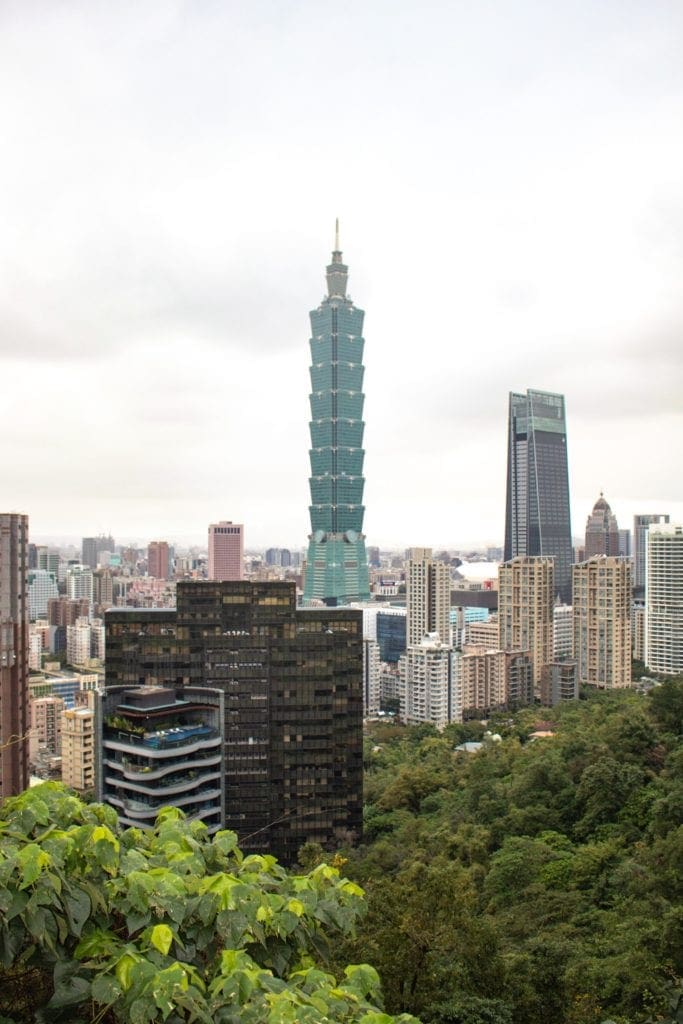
top-left (0, 680), bottom-right (680, 1023)
top-left (324, 679), bottom-right (683, 1024)
top-left (0, 786), bottom-right (418, 1024)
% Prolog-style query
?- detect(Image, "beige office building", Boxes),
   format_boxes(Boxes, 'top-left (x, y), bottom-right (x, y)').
top-left (573, 556), bottom-right (631, 688)
top-left (406, 548), bottom-right (450, 647)
top-left (498, 556), bottom-right (554, 687)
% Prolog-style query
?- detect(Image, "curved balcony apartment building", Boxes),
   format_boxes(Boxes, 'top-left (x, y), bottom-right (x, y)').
top-left (97, 684), bottom-right (224, 832)
top-left (304, 226), bottom-right (370, 605)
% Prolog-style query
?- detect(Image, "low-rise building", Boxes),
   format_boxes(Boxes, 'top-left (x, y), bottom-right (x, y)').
top-left (539, 661), bottom-right (579, 706)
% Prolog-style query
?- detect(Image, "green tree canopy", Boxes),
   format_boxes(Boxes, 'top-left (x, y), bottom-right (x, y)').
top-left (0, 784), bottom-right (418, 1024)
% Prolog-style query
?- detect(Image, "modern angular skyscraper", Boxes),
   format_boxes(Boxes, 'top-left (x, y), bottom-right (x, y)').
top-left (304, 224), bottom-right (370, 606)
top-left (504, 389), bottom-right (573, 603)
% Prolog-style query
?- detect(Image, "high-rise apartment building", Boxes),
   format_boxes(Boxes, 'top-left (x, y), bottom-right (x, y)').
top-left (207, 522), bottom-right (244, 581)
top-left (363, 638), bottom-right (381, 716)
top-left (553, 602), bottom-right (573, 660)
top-left (66, 564), bottom-right (94, 603)
top-left (634, 514), bottom-right (670, 591)
top-left (0, 513), bottom-right (30, 799)
top-left (148, 541), bottom-right (170, 580)
top-left (632, 603), bottom-right (645, 662)
top-left (504, 389), bottom-right (573, 603)
top-left (93, 569), bottom-right (114, 612)
top-left (399, 635), bottom-right (455, 730)
top-left (67, 618), bottom-right (93, 667)
top-left (406, 548), bottom-right (450, 647)
top-left (30, 695), bottom-right (64, 755)
top-left (645, 524), bottom-right (683, 675)
top-left (584, 493), bottom-right (620, 558)
top-left (573, 556), bottom-right (632, 689)
top-left (61, 705), bottom-right (96, 792)
top-left (104, 581), bottom-right (363, 863)
top-left (303, 226), bottom-right (370, 605)
top-left (498, 556), bottom-right (554, 687)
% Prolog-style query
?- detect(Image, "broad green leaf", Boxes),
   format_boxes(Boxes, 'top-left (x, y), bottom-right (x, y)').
top-left (149, 923), bottom-right (174, 955)
top-left (115, 952), bottom-right (141, 991)
top-left (16, 843), bottom-right (51, 888)
top-left (91, 973), bottom-right (123, 1005)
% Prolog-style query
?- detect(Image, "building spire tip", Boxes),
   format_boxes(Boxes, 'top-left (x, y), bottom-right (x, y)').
top-left (335, 217), bottom-right (340, 252)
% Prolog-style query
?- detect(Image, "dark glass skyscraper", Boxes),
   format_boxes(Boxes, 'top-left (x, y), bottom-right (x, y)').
top-left (504, 389), bottom-right (573, 603)
top-left (103, 582), bottom-right (363, 864)
top-left (304, 225), bottom-right (370, 605)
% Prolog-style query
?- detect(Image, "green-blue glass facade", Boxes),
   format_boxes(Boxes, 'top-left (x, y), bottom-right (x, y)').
top-left (304, 237), bottom-right (370, 605)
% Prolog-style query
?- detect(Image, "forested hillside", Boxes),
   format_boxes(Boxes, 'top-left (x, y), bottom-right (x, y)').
top-left (327, 681), bottom-right (683, 1024)
top-left (0, 682), bottom-right (680, 1023)
top-left (0, 787), bottom-right (418, 1024)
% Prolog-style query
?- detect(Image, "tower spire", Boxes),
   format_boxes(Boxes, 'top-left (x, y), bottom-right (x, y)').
top-left (326, 219), bottom-right (348, 296)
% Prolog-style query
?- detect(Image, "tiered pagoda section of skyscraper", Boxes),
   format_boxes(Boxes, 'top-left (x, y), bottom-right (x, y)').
top-left (304, 226), bottom-right (370, 605)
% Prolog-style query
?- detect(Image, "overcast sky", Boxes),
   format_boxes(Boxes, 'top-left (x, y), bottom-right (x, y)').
top-left (1, 0), bottom-right (682, 550)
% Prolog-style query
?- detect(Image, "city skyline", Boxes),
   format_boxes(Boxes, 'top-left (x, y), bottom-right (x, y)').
top-left (2, 2), bottom-right (682, 546)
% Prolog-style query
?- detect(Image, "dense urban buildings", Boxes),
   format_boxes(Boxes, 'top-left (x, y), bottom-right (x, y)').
top-left (82, 535), bottom-right (115, 570)
top-left (207, 522), bottom-right (244, 581)
top-left (0, 513), bottom-right (30, 799)
top-left (645, 523), bottom-right (683, 675)
top-left (573, 556), bottom-right (632, 689)
top-left (634, 513), bottom-right (670, 591)
top-left (498, 556), bottom-right (554, 687)
top-left (303, 226), bottom-right (371, 605)
top-left (584, 493), bottom-right (620, 558)
top-left (459, 648), bottom-right (533, 719)
top-left (104, 581), bottom-right (363, 863)
top-left (504, 389), bottom-right (573, 603)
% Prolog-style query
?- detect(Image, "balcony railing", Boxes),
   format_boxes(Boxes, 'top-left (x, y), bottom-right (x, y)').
top-left (104, 724), bottom-right (219, 751)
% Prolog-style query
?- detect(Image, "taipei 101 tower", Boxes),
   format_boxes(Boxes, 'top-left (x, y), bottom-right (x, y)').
top-left (303, 224), bottom-right (371, 605)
